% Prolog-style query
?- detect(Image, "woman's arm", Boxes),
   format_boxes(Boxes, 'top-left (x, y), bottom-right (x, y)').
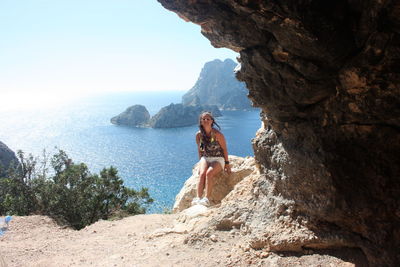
top-left (216, 131), bottom-right (231, 174)
top-left (196, 132), bottom-right (202, 160)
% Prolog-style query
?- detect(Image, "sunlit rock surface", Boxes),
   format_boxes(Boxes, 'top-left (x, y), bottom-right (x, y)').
top-left (158, 1), bottom-right (400, 266)
top-left (173, 156), bottom-right (256, 212)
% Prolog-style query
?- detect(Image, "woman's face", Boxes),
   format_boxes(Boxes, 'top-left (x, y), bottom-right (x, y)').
top-left (200, 114), bottom-right (213, 127)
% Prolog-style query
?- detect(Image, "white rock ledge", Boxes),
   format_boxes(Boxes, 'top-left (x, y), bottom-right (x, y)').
top-left (173, 155), bottom-right (256, 213)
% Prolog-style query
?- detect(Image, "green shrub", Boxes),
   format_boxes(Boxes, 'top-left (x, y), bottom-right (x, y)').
top-left (0, 177), bottom-right (36, 215)
top-left (0, 149), bottom-right (153, 229)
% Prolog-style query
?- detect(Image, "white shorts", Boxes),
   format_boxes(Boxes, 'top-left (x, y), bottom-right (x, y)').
top-left (201, 156), bottom-right (225, 169)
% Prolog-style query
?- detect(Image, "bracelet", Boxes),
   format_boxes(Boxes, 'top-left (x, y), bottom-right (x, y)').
top-left (225, 161), bottom-right (230, 164)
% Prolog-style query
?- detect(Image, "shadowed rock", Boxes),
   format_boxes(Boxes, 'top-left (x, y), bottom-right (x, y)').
top-left (0, 141), bottom-right (18, 176)
top-left (158, 1), bottom-right (400, 266)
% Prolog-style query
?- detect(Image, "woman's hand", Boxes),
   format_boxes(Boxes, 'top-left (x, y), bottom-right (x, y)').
top-left (225, 164), bottom-right (231, 174)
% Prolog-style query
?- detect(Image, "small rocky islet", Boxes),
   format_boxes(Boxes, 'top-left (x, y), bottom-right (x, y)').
top-left (110, 58), bottom-right (253, 128)
top-left (111, 103), bottom-right (221, 128)
top-left (110, 104), bottom-right (150, 127)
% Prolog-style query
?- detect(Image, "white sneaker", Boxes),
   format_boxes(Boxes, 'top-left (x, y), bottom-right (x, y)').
top-left (199, 197), bottom-right (210, 207)
top-left (191, 197), bottom-right (201, 206)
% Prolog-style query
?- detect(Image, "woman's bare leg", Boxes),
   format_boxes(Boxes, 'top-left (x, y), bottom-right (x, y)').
top-left (205, 162), bottom-right (223, 199)
top-left (197, 159), bottom-right (208, 198)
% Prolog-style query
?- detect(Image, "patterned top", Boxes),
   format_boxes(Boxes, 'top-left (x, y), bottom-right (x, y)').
top-left (199, 130), bottom-right (224, 157)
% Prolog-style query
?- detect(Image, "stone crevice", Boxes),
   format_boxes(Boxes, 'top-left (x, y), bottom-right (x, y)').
top-left (338, 121), bottom-right (400, 131)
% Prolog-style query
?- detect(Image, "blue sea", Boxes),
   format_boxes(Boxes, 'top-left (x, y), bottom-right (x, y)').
top-left (0, 92), bottom-right (260, 212)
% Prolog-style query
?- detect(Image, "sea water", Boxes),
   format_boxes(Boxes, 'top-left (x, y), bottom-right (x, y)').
top-left (0, 92), bottom-right (260, 212)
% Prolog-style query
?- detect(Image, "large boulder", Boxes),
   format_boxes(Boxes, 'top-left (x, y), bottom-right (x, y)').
top-left (149, 103), bottom-right (221, 128)
top-left (110, 105), bottom-right (150, 127)
top-left (0, 141), bottom-right (18, 176)
top-left (173, 156), bottom-right (256, 212)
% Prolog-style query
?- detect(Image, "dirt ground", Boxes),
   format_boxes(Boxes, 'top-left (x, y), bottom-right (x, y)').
top-left (0, 214), bottom-right (362, 267)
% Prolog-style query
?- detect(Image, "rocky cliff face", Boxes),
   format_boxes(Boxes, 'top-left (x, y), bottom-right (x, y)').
top-left (0, 141), bottom-right (18, 176)
top-left (158, 1), bottom-right (400, 266)
top-left (182, 59), bottom-right (252, 110)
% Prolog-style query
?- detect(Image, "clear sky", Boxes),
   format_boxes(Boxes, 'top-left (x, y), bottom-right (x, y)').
top-left (0, 0), bottom-right (237, 109)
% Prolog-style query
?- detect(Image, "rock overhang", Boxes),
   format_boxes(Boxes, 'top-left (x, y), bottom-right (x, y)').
top-left (157, 1), bottom-right (400, 266)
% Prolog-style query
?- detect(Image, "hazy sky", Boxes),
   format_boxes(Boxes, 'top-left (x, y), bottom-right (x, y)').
top-left (0, 0), bottom-right (237, 108)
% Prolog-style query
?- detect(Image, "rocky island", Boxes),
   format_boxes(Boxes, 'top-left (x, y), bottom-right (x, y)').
top-left (148, 103), bottom-right (221, 128)
top-left (182, 58), bottom-right (252, 110)
top-left (111, 103), bottom-right (221, 128)
top-left (110, 104), bottom-right (150, 127)
top-left (111, 58), bottom-right (253, 128)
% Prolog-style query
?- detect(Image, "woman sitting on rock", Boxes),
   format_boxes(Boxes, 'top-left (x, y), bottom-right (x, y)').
top-left (192, 111), bottom-right (231, 206)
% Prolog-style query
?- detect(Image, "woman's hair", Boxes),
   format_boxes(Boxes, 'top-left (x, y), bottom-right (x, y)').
top-left (198, 112), bottom-right (221, 144)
